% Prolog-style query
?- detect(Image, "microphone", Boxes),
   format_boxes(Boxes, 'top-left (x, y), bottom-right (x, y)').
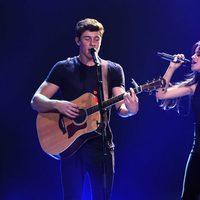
top-left (157, 52), bottom-right (191, 66)
top-left (89, 48), bottom-right (101, 66)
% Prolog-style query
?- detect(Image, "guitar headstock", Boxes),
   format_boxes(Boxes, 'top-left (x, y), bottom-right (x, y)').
top-left (141, 77), bottom-right (166, 93)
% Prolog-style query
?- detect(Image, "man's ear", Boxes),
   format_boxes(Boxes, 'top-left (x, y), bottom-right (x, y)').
top-left (75, 37), bottom-right (80, 46)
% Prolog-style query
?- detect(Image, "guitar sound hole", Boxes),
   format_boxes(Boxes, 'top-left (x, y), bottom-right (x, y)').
top-left (74, 109), bottom-right (87, 124)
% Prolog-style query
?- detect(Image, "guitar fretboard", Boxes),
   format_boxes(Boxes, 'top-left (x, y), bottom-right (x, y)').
top-left (86, 86), bottom-right (142, 115)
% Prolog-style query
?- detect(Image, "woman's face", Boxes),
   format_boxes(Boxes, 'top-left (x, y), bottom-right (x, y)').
top-left (191, 46), bottom-right (200, 72)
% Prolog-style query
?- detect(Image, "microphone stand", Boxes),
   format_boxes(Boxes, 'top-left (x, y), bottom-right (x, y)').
top-left (92, 52), bottom-right (109, 200)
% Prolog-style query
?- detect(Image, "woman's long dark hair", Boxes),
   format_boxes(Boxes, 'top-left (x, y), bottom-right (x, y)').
top-left (158, 41), bottom-right (200, 115)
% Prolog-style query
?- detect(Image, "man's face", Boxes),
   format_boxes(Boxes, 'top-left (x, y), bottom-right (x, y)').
top-left (75, 30), bottom-right (102, 59)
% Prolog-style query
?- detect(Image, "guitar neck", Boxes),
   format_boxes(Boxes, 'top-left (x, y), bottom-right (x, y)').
top-left (87, 86), bottom-right (142, 115)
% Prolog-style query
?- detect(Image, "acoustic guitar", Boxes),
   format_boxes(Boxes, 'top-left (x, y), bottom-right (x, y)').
top-left (36, 77), bottom-right (166, 159)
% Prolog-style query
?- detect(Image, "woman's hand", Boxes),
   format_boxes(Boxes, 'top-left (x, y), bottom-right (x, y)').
top-left (169, 54), bottom-right (185, 70)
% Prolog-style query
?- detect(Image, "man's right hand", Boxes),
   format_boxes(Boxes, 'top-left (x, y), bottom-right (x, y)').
top-left (55, 100), bottom-right (80, 118)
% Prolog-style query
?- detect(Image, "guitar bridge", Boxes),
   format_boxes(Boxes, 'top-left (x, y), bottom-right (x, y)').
top-left (59, 114), bottom-right (67, 134)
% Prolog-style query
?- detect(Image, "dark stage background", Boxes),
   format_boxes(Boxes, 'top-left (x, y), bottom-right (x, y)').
top-left (1, 0), bottom-right (200, 199)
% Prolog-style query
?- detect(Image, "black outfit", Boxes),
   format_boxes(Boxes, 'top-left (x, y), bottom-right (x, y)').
top-left (182, 78), bottom-right (200, 200)
top-left (46, 56), bottom-right (125, 200)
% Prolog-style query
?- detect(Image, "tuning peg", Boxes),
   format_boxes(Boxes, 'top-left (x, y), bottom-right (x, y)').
top-left (131, 78), bottom-right (141, 93)
top-left (131, 78), bottom-right (139, 88)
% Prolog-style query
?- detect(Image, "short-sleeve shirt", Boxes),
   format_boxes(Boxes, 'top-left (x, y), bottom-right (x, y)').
top-left (46, 56), bottom-right (125, 148)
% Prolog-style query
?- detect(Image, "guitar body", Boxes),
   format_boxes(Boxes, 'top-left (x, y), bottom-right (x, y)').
top-left (36, 93), bottom-right (101, 159)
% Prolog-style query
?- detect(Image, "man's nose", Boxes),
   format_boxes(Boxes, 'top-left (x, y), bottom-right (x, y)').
top-left (90, 39), bottom-right (96, 46)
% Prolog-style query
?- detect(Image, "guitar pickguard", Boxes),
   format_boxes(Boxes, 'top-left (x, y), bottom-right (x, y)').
top-left (67, 122), bottom-right (87, 138)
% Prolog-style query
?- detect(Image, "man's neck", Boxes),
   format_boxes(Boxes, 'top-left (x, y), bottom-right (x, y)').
top-left (78, 55), bottom-right (95, 67)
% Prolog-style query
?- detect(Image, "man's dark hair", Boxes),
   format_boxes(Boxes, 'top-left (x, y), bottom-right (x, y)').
top-left (75, 18), bottom-right (104, 38)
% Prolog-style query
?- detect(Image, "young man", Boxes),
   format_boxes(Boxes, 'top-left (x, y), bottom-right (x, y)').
top-left (31, 18), bottom-right (139, 200)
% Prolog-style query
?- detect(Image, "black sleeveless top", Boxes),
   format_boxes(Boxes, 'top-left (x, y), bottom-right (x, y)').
top-left (191, 75), bottom-right (200, 123)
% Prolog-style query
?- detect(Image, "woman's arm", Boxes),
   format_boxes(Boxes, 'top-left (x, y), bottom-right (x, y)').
top-left (156, 54), bottom-right (195, 99)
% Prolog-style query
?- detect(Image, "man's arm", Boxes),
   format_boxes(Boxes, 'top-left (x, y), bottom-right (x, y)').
top-left (31, 81), bottom-right (79, 118)
top-left (112, 86), bottom-right (139, 117)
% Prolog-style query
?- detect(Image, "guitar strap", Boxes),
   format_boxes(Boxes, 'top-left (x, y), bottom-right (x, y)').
top-left (101, 59), bottom-right (109, 101)
top-left (98, 59), bottom-right (109, 124)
